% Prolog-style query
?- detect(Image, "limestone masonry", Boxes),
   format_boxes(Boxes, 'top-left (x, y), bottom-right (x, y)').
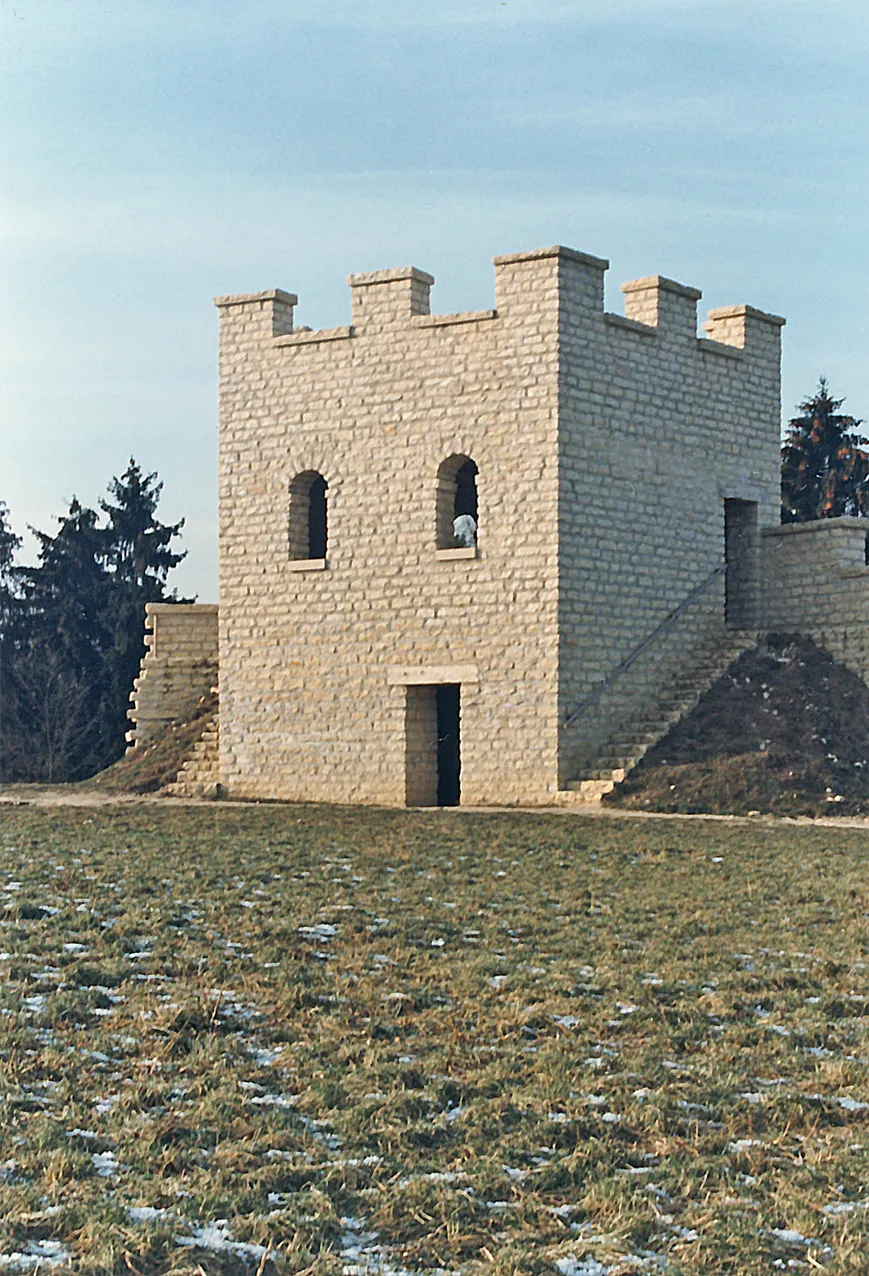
top-left (127, 243), bottom-right (869, 805)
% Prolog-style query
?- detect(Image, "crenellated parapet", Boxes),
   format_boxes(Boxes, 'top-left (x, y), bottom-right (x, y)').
top-left (214, 247), bottom-right (784, 378)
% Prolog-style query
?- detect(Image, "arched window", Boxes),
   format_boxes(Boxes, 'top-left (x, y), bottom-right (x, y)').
top-left (436, 455), bottom-right (478, 550)
top-left (289, 471), bottom-right (328, 561)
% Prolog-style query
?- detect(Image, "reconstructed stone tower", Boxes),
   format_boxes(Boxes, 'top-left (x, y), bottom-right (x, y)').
top-left (208, 245), bottom-right (784, 806)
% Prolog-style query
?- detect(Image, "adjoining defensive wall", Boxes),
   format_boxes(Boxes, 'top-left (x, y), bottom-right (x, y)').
top-left (126, 604), bottom-right (218, 748)
top-left (762, 518), bottom-right (869, 684)
top-left (208, 245), bottom-right (785, 806)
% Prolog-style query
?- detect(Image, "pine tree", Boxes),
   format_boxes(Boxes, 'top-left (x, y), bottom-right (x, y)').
top-left (1, 462), bottom-right (187, 782)
top-left (0, 502), bottom-right (21, 630)
top-left (781, 379), bottom-right (869, 522)
top-left (100, 459), bottom-right (185, 591)
top-left (98, 460), bottom-right (187, 757)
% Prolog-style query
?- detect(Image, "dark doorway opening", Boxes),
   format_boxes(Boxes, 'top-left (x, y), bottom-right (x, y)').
top-left (436, 685), bottom-right (461, 807)
top-left (724, 498), bottom-right (759, 627)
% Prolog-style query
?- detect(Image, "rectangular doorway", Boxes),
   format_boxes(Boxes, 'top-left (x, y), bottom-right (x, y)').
top-left (436, 684), bottom-right (461, 806)
top-left (404, 684), bottom-right (461, 806)
top-left (724, 499), bottom-right (759, 628)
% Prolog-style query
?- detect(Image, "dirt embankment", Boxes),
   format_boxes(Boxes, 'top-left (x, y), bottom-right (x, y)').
top-left (608, 634), bottom-right (869, 817)
top-left (86, 691), bottom-right (218, 795)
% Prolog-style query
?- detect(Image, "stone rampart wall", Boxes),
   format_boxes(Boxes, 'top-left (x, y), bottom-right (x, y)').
top-left (556, 262), bottom-right (783, 782)
top-left (127, 603), bottom-right (219, 748)
top-left (762, 519), bottom-right (869, 682)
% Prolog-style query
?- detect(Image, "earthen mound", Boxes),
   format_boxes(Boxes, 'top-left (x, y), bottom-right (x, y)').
top-left (608, 635), bottom-right (869, 816)
top-left (87, 692), bottom-right (218, 794)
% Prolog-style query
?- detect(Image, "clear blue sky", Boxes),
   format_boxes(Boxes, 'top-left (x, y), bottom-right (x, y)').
top-left (2, 0), bottom-right (866, 600)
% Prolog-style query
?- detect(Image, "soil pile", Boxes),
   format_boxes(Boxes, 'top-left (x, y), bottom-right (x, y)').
top-left (608, 634), bottom-right (869, 816)
top-left (87, 691), bottom-right (218, 795)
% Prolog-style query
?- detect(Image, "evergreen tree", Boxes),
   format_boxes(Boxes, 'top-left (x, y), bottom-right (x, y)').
top-left (0, 502), bottom-right (21, 630)
top-left (100, 460), bottom-right (185, 591)
top-left (781, 379), bottom-right (869, 522)
top-left (98, 460), bottom-right (187, 757)
top-left (0, 462), bottom-right (187, 782)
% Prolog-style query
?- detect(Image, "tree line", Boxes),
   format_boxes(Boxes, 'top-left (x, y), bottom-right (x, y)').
top-left (0, 461), bottom-right (185, 783)
top-left (0, 383), bottom-right (866, 785)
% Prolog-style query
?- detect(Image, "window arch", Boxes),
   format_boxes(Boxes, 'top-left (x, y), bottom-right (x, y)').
top-left (289, 470), bottom-right (328, 561)
top-left (437, 454), bottom-right (478, 549)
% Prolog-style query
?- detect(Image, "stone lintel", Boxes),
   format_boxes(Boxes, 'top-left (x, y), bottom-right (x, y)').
top-left (387, 664), bottom-right (480, 686)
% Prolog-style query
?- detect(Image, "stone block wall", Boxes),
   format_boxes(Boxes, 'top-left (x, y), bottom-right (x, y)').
top-left (214, 246), bottom-right (783, 805)
top-left (762, 519), bottom-right (869, 682)
top-left (215, 256), bottom-right (563, 806)
top-left (127, 603), bottom-right (219, 748)
top-left (557, 264), bottom-right (784, 782)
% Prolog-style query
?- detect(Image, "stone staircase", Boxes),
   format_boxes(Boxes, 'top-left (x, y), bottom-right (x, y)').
top-left (560, 629), bottom-right (757, 804)
top-left (163, 713), bottom-right (221, 799)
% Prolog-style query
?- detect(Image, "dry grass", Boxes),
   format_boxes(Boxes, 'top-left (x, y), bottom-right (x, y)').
top-left (87, 693), bottom-right (218, 795)
top-left (0, 801), bottom-right (867, 1273)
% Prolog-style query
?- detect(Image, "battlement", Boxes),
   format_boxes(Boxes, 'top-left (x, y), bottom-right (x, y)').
top-left (214, 247), bottom-right (784, 362)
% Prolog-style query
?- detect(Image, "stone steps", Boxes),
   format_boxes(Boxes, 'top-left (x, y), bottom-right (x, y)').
top-left (562, 630), bottom-right (757, 802)
top-left (163, 714), bottom-right (222, 799)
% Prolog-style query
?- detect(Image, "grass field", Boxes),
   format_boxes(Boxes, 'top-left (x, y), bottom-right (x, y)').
top-left (0, 801), bottom-right (868, 1274)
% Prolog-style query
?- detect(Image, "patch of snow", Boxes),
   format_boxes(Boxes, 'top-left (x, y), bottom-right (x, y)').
top-left (768, 1228), bottom-right (811, 1246)
top-left (92, 1151), bottom-right (120, 1177)
top-left (176, 1220), bottom-right (267, 1263)
top-left (822, 1200), bottom-right (869, 1215)
top-left (554, 1259), bottom-right (608, 1276)
top-left (0, 1241), bottom-right (71, 1269)
top-left (298, 923), bottom-right (339, 941)
top-left (248, 1093), bottom-right (298, 1109)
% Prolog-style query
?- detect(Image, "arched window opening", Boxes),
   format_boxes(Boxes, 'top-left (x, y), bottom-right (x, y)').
top-left (437, 455), bottom-right (478, 550)
top-left (289, 471), bottom-right (328, 561)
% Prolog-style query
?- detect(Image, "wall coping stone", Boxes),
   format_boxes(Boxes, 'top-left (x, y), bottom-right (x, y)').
top-left (622, 275), bottom-right (702, 301)
top-left (348, 266), bottom-right (435, 287)
top-left (214, 289), bottom-right (297, 308)
top-left (493, 245), bottom-right (609, 270)
top-left (603, 313), bottom-right (656, 337)
top-left (697, 337), bottom-right (744, 360)
top-left (413, 310), bottom-right (498, 328)
top-left (275, 326), bottom-right (353, 347)
top-left (706, 303), bottom-right (786, 327)
top-left (146, 603), bottom-right (218, 615)
top-left (761, 517), bottom-right (869, 537)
